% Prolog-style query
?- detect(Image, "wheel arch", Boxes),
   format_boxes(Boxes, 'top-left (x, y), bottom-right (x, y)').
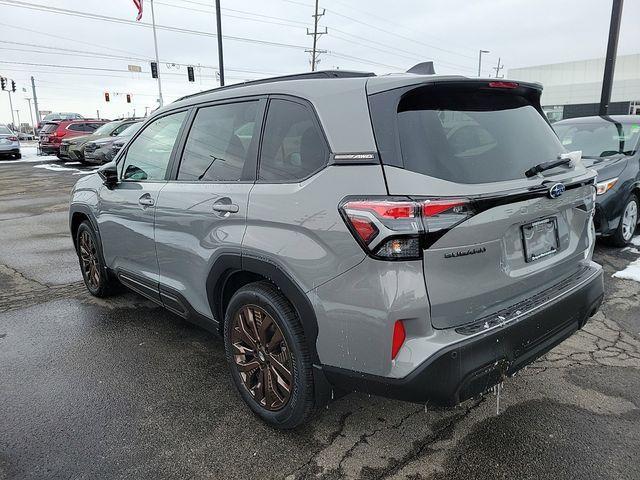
top-left (69, 205), bottom-right (100, 249)
top-left (206, 254), bottom-right (321, 364)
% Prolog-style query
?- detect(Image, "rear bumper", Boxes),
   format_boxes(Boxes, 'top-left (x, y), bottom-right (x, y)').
top-left (323, 263), bottom-right (604, 406)
top-left (39, 143), bottom-right (60, 154)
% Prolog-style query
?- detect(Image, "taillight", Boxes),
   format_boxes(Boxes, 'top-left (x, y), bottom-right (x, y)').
top-left (8, 136), bottom-right (18, 141)
top-left (340, 197), bottom-right (474, 260)
top-left (391, 320), bottom-right (406, 359)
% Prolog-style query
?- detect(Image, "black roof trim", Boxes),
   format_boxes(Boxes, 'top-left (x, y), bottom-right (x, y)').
top-left (176, 70), bottom-right (375, 102)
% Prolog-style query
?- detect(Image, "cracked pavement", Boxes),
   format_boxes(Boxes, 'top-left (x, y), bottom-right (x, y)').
top-left (1, 158), bottom-right (639, 480)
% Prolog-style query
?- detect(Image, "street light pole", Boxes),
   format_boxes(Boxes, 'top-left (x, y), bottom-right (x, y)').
top-left (25, 98), bottom-right (35, 136)
top-left (599, 0), bottom-right (624, 116)
top-left (150, 0), bottom-right (164, 107)
top-left (215, 0), bottom-right (225, 86)
top-left (478, 49), bottom-right (490, 77)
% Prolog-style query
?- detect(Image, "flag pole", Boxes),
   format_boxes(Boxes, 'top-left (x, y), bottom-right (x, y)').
top-left (150, 0), bottom-right (164, 107)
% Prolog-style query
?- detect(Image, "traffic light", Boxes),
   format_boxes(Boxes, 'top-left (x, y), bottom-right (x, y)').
top-left (104, 92), bottom-right (110, 102)
top-left (150, 61), bottom-right (158, 79)
top-left (0, 77), bottom-right (5, 91)
top-left (187, 66), bottom-right (195, 82)
top-left (126, 94), bottom-right (132, 103)
top-left (11, 80), bottom-right (16, 93)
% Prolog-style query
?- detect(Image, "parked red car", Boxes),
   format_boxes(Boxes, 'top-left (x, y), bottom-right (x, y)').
top-left (39, 119), bottom-right (107, 156)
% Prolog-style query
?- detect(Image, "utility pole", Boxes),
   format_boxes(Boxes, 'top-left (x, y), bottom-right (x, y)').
top-left (150, 0), bottom-right (164, 107)
top-left (492, 57), bottom-right (504, 78)
top-left (31, 76), bottom-right (40, 125)
top-left (215, 0), bottom-right (225, 86)
top-left (15, 110), bottom-right (21, 131)
top-left (7, 91), bottom-right (15, 131)
top-left (306, 0), bottom-right (327, 71)
top-left (599, 0), bottom-right (624, 116)
top-left (478, 49), bottom-right (490, 77)
top-left (25, 98), bottom-right (35, 136)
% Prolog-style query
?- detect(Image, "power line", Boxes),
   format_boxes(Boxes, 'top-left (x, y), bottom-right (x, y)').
top-left (282, 0), bottom-right (477, 60)
top-left (0, 0), bottom-right (405, 71)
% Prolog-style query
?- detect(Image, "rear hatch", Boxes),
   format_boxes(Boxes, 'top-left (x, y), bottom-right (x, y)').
top-left (39, 122), bottom-right (59, 143)
top-left (367, 79), bottom-right (597, 329)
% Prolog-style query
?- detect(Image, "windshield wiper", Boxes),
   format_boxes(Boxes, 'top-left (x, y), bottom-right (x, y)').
top-left (524, 158), bottom-right (571, 178)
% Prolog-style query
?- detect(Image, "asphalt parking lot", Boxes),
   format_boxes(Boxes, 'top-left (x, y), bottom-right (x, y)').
top-left (1, 148), bottom-right (640, 480)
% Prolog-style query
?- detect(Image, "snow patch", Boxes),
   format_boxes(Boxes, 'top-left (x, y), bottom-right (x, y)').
top-left (613, 258), bottom-right (640, 283)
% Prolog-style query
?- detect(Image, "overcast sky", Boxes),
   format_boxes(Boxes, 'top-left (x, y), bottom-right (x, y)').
top-left (1, 0), bottom-right (639, 125)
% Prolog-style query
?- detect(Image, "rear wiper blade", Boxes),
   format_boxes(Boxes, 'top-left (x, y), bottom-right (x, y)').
top-left (524, 158), bottom-right (571, 178)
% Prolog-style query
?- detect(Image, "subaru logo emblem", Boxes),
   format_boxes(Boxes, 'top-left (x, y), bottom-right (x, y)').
top-left (548, 183), bottom-right (566, 199)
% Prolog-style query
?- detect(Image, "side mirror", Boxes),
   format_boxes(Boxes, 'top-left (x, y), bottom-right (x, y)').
top-left (98, 162), bottom-right (118, 188)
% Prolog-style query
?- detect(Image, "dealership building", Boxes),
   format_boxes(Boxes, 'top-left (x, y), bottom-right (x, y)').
top-left (508, 54), bottom-right (640, 122)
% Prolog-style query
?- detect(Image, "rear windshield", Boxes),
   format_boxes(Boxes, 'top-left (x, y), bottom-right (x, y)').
top-left (0, 126), bottom-right (12, 135)
top-left (554, 121), bottom-right (640, 158)
top-left (392, 87), bottom-right (563, 184)
top-left (40, 123), bottom-right (58, 133)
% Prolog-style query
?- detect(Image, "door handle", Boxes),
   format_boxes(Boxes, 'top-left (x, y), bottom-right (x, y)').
top-left (138, 194), bottom-right (155, 207)
top-left (212, 203), bottom-right (239, 214)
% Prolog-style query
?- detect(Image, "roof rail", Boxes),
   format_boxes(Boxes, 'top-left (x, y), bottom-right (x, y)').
top-left (176, 70), bottom-right (375, 102)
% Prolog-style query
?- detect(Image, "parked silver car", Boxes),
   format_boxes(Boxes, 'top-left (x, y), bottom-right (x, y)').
top-left (0, 125), bottom-right (20, 159)
top-left (69, 70), bottom-right (604, 428)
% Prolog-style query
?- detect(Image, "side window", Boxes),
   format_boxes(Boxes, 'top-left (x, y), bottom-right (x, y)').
top-left (121, 111), bottom-right (187, 181)
top-left (68, 123), bottom-right (84, 132)
top-left (85, 123), bottom-right (100, 132)
top-left (178, 101), bottom-right (259, 181)
top-left (258, 99), bottom-right (328, 182)
top-left (111, 123), bottom-right (130, 136)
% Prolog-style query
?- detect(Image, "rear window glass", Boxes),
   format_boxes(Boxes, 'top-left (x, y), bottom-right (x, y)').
top-left (394, 87), bottom-right (563, 184)
top-left (554, 122), bottom-right (640, 158)
top-left (0, 126), bottom-right (12, 135)
top-left (40, 123), bottom-right (58, 133)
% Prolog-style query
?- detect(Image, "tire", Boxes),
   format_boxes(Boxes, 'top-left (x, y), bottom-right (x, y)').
top-left (14, 153), bottom-right (21, 159)
top-left (610, 194), bottom-right (639, 247)
top-left (224, 281), bottom-right (316, 429)
top-left (75, 221), bottom-right (117, 297)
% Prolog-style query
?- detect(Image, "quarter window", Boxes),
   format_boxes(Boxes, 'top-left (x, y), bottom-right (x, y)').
top-left (178, 101), bottom-right (259, 181)
top-left (121, 111), bottom-right (186, 181)
top-left (258, 99), bottom-right (328, 182)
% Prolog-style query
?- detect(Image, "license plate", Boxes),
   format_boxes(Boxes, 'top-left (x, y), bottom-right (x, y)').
top-left (41, 136), bottom-right (49, 142)
top-left (522, 217), bottom-right (559, 262)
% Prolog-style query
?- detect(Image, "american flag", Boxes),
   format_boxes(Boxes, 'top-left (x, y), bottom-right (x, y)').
top-left (133, 0), bottom-right (143, 21)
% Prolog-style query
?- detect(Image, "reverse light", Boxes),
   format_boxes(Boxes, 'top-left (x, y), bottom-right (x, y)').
top-left (340, 197), bottom-right (475, 260)
top-left (391, 320), bottom-right (406, 360)
top-left (596, 177), bottom-right (618, 195)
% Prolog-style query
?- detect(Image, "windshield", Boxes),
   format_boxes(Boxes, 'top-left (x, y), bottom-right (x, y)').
top-left (394, 88), bottom-right (563, 184)
top-left (117, 122), bottom-right (143, 137)
top-left (92, 122), bottom-right (116, 136)
top-left (554, 121), bottom-right (640, 158)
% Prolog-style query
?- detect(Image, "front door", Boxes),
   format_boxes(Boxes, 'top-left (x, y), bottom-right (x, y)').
top-left (97, 110), bottom-right (188, 298)
top-left (155, 99), bottom-right (264, 320)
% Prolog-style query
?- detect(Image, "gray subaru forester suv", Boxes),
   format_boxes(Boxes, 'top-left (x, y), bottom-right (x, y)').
top-left (69, 70), bottom-right (604, 429)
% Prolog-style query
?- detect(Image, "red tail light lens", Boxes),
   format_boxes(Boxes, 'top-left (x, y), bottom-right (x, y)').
top-left (8, 136), bottom-right (18, 141)
top-left (340, 197), bottom-right (474, 260)
top-left (391, 320), bottom-right (406, 359)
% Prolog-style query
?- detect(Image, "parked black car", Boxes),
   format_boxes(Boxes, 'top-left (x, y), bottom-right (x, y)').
top-left (554, 115), bottom-right (640, 246)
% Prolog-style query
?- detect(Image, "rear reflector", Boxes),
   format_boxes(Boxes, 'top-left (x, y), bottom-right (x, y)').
top-left (391, 320), bottom-right (406, 359)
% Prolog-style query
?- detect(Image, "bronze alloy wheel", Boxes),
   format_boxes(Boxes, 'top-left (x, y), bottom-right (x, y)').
top-left (230, 304), bottom-right (293, 411)
top-left (78, 229), bottom-right (100, 290)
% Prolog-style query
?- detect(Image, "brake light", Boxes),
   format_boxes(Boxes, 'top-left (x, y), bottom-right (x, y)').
top-left (391, 320), bottom-right (406, 360)
top-left (488, 81), bottom-right (519, 89)
top-left (340, 197), bottom-right (474, 259)
top-left (8, 136), bottom-right (18, 141)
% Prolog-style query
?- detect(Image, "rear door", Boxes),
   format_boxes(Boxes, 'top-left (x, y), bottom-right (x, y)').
top-left (368, 81), bottom-right (597, 329)
top-left (154, 98), bottom-right (264, 319)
